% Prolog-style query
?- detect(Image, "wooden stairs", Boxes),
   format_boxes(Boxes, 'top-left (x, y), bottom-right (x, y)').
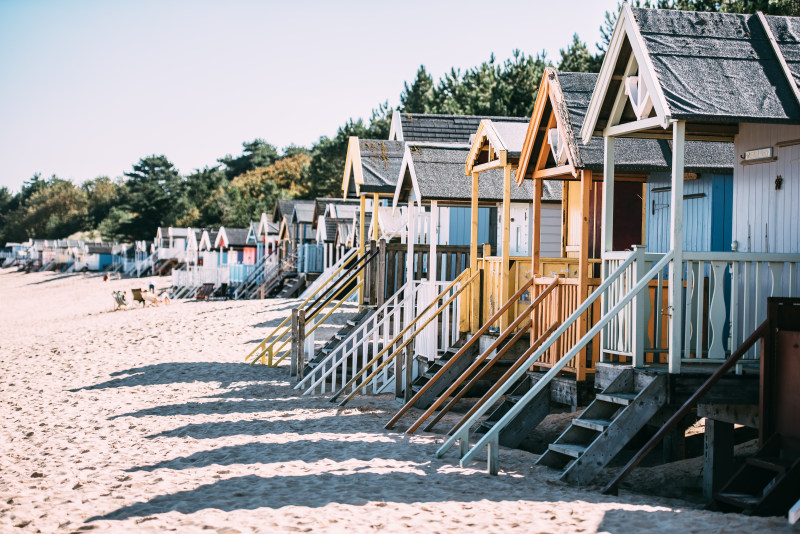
top-left (402, 336), bottom-right (481, 409)
top-left (304, 307), bottom-right (376, 374)
top-left (715, 433), bottom-right (800, 516)
top-left (475, 373), bottom-right (551, 449)
top-left (275, 273), bottom-right (307, 298)
top-left (537, 369), bottom-right (667, 485)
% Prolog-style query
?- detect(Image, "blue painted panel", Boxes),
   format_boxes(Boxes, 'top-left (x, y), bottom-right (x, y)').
top-left (646, 172), bottom-right (718, 253)
top-left (710, 174), bottom-right (734, 252)
top-left (447, 207), bottom-right (491, 246)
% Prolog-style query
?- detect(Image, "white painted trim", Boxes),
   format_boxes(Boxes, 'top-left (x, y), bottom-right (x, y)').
top-left (581, 3), bottom-right (628, 144)
top-left (602, 116), bottom-right (667, 137)
top-left (392, 145), bottom-right (422, 210)
top-left (389, 110), bottom-right (404, 141)
top-left (757, 11), bottom-right (800, 108)
top-left (621, 4), bottom-right (671, 122)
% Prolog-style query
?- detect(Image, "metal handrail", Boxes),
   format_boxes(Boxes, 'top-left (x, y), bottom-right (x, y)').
top-left (385, 274), bottom-right (540, 431)
top-left (602, 319), bottom-right (769, 496)
top-left (332, 269), bottom-right (481, 406)
top-left (399, 277), bottom-right (561, 434)
top-left (244, 249), bottom-right (361, 363)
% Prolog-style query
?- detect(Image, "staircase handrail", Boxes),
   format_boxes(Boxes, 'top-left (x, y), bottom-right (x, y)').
top-left (246, 250), bottom-right (376, 366)
top-left (243, 249), bottom-right (364, 363)
top-left (438, 249), bottom-right (673, 470)
top-left (384, 274), bottom-right (539, 430)
top-left (299, 247), bottom-right (358, 299)
top-left (233, 253), bottom-right (272, 298)
top-left (295, 279), bottom-right (414, 394)
top-left (601, 318), bottom-right (769, 496)
top-left (390, 276), bottom-right (561, 433)
top-left (331, 268), bottom-right (480, 405)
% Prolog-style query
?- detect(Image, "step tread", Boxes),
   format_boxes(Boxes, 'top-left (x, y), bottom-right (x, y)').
top-left (596, 392), bottom-right (637, 405)
top-left (715, 492), bottom-right (761, 508)
top-left (573, 418), bottom-right (613, 431)
top-left (548, 443), bottom-right (587, 458)
top-left (746, 456), bottom-right (790, 473)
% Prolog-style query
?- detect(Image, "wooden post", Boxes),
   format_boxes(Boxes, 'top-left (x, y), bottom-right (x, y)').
top-left (531, 178), bottom-right (543, 276)
top-left (358, 194), bottom-right (366, 305)
top-left (404, 342), bottom-right (414, 403)
top-left (377, 239), bottom-right (386, 307)
top-left (600, 136), bottom-right (615, 363)
top-left (501, 164), bottom-right (512, 330)
top-left (703, 418), bottom-right (734, 499)
top-left (407, 200), bottom-right (416, 282)
top-left (430, 200), bottom-right (439, 282)
top-left (369, 240), bottom-right (377, 305)
top-left (668, 121), bottom-right (685, 374)
top-left (372, 194), bottom-right (380, 241)
top-left (577, 170), bottom-right (591, 380)
top-left (291, 308), bottom-right (305, 379)
top-left (471, 171), bottom-right (480, 333)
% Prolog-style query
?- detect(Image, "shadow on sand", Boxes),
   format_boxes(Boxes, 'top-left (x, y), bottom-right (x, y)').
top-left (72, 362), bottom-right (275, 392)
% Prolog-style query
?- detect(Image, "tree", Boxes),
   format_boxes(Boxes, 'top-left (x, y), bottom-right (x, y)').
top-left (82, 176), bottom-right (124, 229)
top-left (184, 166), bottom-right (227, 226)
top-left (218, 139), bottom-right (280, 180)
top-left (559, 34), bottom-right (603, 73)
top-left (400, 66), bottom-right (436, 113)
top-left (114, 155), bottom-right (187, 241)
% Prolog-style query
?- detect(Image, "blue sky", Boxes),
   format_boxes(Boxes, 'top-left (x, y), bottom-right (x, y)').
top-left (0, 0), bottom-right (618, 191)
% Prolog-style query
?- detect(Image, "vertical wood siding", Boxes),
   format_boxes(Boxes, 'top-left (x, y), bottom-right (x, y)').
top-left (645, 171), bottom-right (725, 253)
top-left (734, 123), bottom-right (800, 254)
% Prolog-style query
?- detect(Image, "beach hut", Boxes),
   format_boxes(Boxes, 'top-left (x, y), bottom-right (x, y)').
top-left (441, 6), bottom-right (800, 511)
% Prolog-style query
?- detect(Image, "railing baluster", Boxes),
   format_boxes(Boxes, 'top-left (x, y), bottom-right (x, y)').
top-left (707, 261), bottom-right (727, 360)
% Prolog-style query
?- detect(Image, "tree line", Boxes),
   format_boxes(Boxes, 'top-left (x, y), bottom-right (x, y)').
top-left (2, 0), bottom-right (797, 245)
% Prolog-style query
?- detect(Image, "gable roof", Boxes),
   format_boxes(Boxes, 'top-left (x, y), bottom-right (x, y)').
top-left (291, 201), bottom-right (316, 224)
top-left (582, 6), bottom-right (800, 142)
top-left (342, 138), bottom-right (406, 197)
top-left (390, 111), bottom-right (530, 144)
top-left (394, 144), bottom-right (561, 205)
top-left (215, 227), bottom-right (250, 248)
top-left (518, 68), bottom-right (733, 180)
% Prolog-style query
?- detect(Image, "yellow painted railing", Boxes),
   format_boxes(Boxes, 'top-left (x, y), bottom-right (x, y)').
top-left (244, 251), bottom-right (362, 366)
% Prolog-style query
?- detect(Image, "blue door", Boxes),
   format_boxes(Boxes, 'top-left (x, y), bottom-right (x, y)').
top-left (710, 174), bottom-right (734, 252)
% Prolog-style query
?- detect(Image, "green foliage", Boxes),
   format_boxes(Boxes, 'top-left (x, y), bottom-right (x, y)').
top-left (559, 34), bottom-right (604, 74)
top-left (114, 155), bottom-right (188, 241)
top-left (218, 139), bottom-right (280, 180)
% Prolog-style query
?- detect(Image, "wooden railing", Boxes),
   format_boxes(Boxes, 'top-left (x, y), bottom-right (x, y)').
top-left (601, 250), bottom-right (800, 370)
top-left (529, 276), bottom-right (601, 381)
top-left (331, 269), bottom-right (479, 406)
top-left (386, 276), bottom-right (559, 434)
top-left (438, 251), bottom-right (675, 474)
top-left (245, 250), bottom-right (377, 366)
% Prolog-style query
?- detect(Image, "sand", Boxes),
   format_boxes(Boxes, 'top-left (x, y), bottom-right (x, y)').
top-left (0, 267), bottom-right (791, 533)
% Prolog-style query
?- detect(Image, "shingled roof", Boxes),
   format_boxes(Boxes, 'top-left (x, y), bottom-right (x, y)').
top-left (291, 201), bottom-right (316, 224)
top-left (557, 71), bottom-right (733, 173)
top-left (391, 111), bottom-right (529, 144)
top-left (519, 69), bottom-right (733, 179)
top-left (583, 6), bottom-right (800, 140)
top-left (395, 145), bottom-right (561, 204)
top-left (357, 139), bottom-right (405, 194)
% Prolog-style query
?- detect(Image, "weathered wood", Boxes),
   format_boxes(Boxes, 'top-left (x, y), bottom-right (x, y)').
top-left (698, 403), bottom-right (759, 429)
top-left (501, 165), bottom-right (512, 330)
top-left (358, 195), bottom-right (366, 305)
top-left (577, 169), bottom-right (592, 379)
top-left (703, 418), bottom-right (735, 500)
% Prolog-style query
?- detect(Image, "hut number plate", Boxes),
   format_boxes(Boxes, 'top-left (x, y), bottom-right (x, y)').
top-left (744, 147), bottom-right (773, 161)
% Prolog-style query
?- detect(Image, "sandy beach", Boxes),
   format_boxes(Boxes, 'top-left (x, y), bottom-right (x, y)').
top-left (0, 268), bottom-right (790, 533)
